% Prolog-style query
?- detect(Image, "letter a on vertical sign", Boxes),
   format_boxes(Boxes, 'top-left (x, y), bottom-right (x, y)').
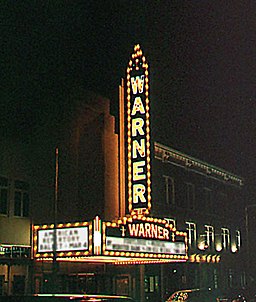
top-left (126, 44), bottom-right (151, 215)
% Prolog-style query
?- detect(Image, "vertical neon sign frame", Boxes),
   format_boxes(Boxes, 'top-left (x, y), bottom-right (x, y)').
top-left (126, 44), bottom-right (151, 216)
top-left (93, 216), bottom-right (102, 255)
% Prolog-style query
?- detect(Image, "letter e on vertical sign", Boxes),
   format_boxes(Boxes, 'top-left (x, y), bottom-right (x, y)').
top-left (126, 44), bottom-right (151, 215)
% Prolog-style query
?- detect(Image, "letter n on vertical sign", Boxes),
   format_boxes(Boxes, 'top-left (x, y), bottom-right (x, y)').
top-left (126, 44), bottom-right (151, 215)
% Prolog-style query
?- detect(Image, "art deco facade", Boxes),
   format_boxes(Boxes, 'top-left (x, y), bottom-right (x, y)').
top-left (0, 89), bottom-right (120, 296)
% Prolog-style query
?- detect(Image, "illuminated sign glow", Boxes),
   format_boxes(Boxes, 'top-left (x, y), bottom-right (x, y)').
top-left (106, 237), bottom-right (186, 256)
top-left (103, 217), bottom-right (188, 260)
top-left (33, 216), bottom-right (188, 263)
top-left (33, 221), bottom-right (91, 259)
top-left (128, 222), bottom-right (170, 240)
top-left (93, 216), bottom-right (102, 255)
top-left (126, 44), bottom-right (151, 215)
top-left (38, 227), bottom-right (89, 253)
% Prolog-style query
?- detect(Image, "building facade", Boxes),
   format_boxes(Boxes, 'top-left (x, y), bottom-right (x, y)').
top-left (30, 46), bottom-right (188, 302)
top-left (0, 139), bottom-right (32, 295)
top-left (152, 142), bottom-right (246, 296)
top-left (0, 45), bottom-right (251, 301)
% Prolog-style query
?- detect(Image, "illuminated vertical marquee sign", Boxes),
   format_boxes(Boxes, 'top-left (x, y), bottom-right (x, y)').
top-left (126, 44), bottom-right (151, 215)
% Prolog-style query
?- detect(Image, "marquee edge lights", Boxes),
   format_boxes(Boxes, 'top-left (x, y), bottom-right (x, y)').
top-left (126, 44), bottom-right (151, 216)
top-left (105, 215), bottom-right (177, 231)
top-left (34, 256), bottom-right (188, 265)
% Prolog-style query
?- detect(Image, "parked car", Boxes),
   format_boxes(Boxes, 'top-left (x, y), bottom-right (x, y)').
top-left (165, 288), bottom-right (224, 302)
top-left (224, 287), bottom-right (255, 302)
top-left (0, 293), bottom-right (137, 302)
top-left (211, 287), bottom-right (256, 302)
top-left (164, 287), bottom-right (249, 302)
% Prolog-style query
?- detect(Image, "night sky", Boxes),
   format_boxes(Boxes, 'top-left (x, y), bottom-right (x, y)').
top-left (2, 2), bottom-right (256, 194)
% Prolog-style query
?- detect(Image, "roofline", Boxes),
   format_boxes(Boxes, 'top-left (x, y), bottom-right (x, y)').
top-left (154, 142), bottom-right (244, 187)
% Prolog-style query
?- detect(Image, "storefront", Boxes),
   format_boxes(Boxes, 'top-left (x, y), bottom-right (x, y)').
top-left (0, 245), bottom-right (31, 296)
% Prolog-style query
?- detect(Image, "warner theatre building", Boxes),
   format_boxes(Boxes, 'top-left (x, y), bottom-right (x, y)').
top-left (32, 45), bottom-right (187, 302)
top-left (32, 45), bottom-right (246, 301)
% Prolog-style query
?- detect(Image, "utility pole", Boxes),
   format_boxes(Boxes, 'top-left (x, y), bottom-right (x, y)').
top-left (52, 147), bottom-right (59, 292)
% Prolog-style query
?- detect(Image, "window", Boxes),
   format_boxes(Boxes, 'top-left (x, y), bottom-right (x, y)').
top-left (0, 275), bottom-right (4, 295)
top-left (203, 187), bottom-right (212, 212)
top-left (228, 269), bottom-right (233, 288)
top-left (23, 192), bottom-right (30, 217)
top-left (186, 182), bottom-right (195, 209)
top-left (14, 180), bottom-right (30, 217)
top-left (0, 177), bottom-right (8, 215)
top-left (14, 191), bottom-right (22, 216)
top-left (217, 192), bottom-right (228, 216)
top-left (144, 275), bottom-right (159, 294)
top-left (163, 175), bottom-right (175, 205)
top-left (205, 225), bottom-right (214, 249)
top-left (186, 222), bottom-right (197, 247)
top-left (236, 230), bottom-right (241, 250)
top-left (221, 228), bottom-right (230, 250)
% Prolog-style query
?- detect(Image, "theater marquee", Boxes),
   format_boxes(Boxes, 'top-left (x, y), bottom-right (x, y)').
top-left (126, 44), bottom-right (151, 215)
top-left (34, 221), bottom-right (91, 259)
top-left (103, 216), bottom-right (187, 262)
top-left (33, 216), bottom-right (188, 264)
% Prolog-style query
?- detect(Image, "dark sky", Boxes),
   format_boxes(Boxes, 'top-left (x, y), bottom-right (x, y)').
top-left (2, 1), bottom-right (256, 191)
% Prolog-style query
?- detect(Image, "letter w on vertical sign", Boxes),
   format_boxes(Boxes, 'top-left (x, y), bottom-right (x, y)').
top-left (131, 75), bottom-right (145, 94)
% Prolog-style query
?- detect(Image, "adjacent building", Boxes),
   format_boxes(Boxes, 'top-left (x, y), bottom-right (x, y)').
top-left (152, 142), bottom-right (246, 296)
top-left (0, 139), bottom-right (32, 295)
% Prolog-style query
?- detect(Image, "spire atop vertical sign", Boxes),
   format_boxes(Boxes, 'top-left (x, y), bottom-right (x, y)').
top-left (126, 44), bottom-right (151, 216)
